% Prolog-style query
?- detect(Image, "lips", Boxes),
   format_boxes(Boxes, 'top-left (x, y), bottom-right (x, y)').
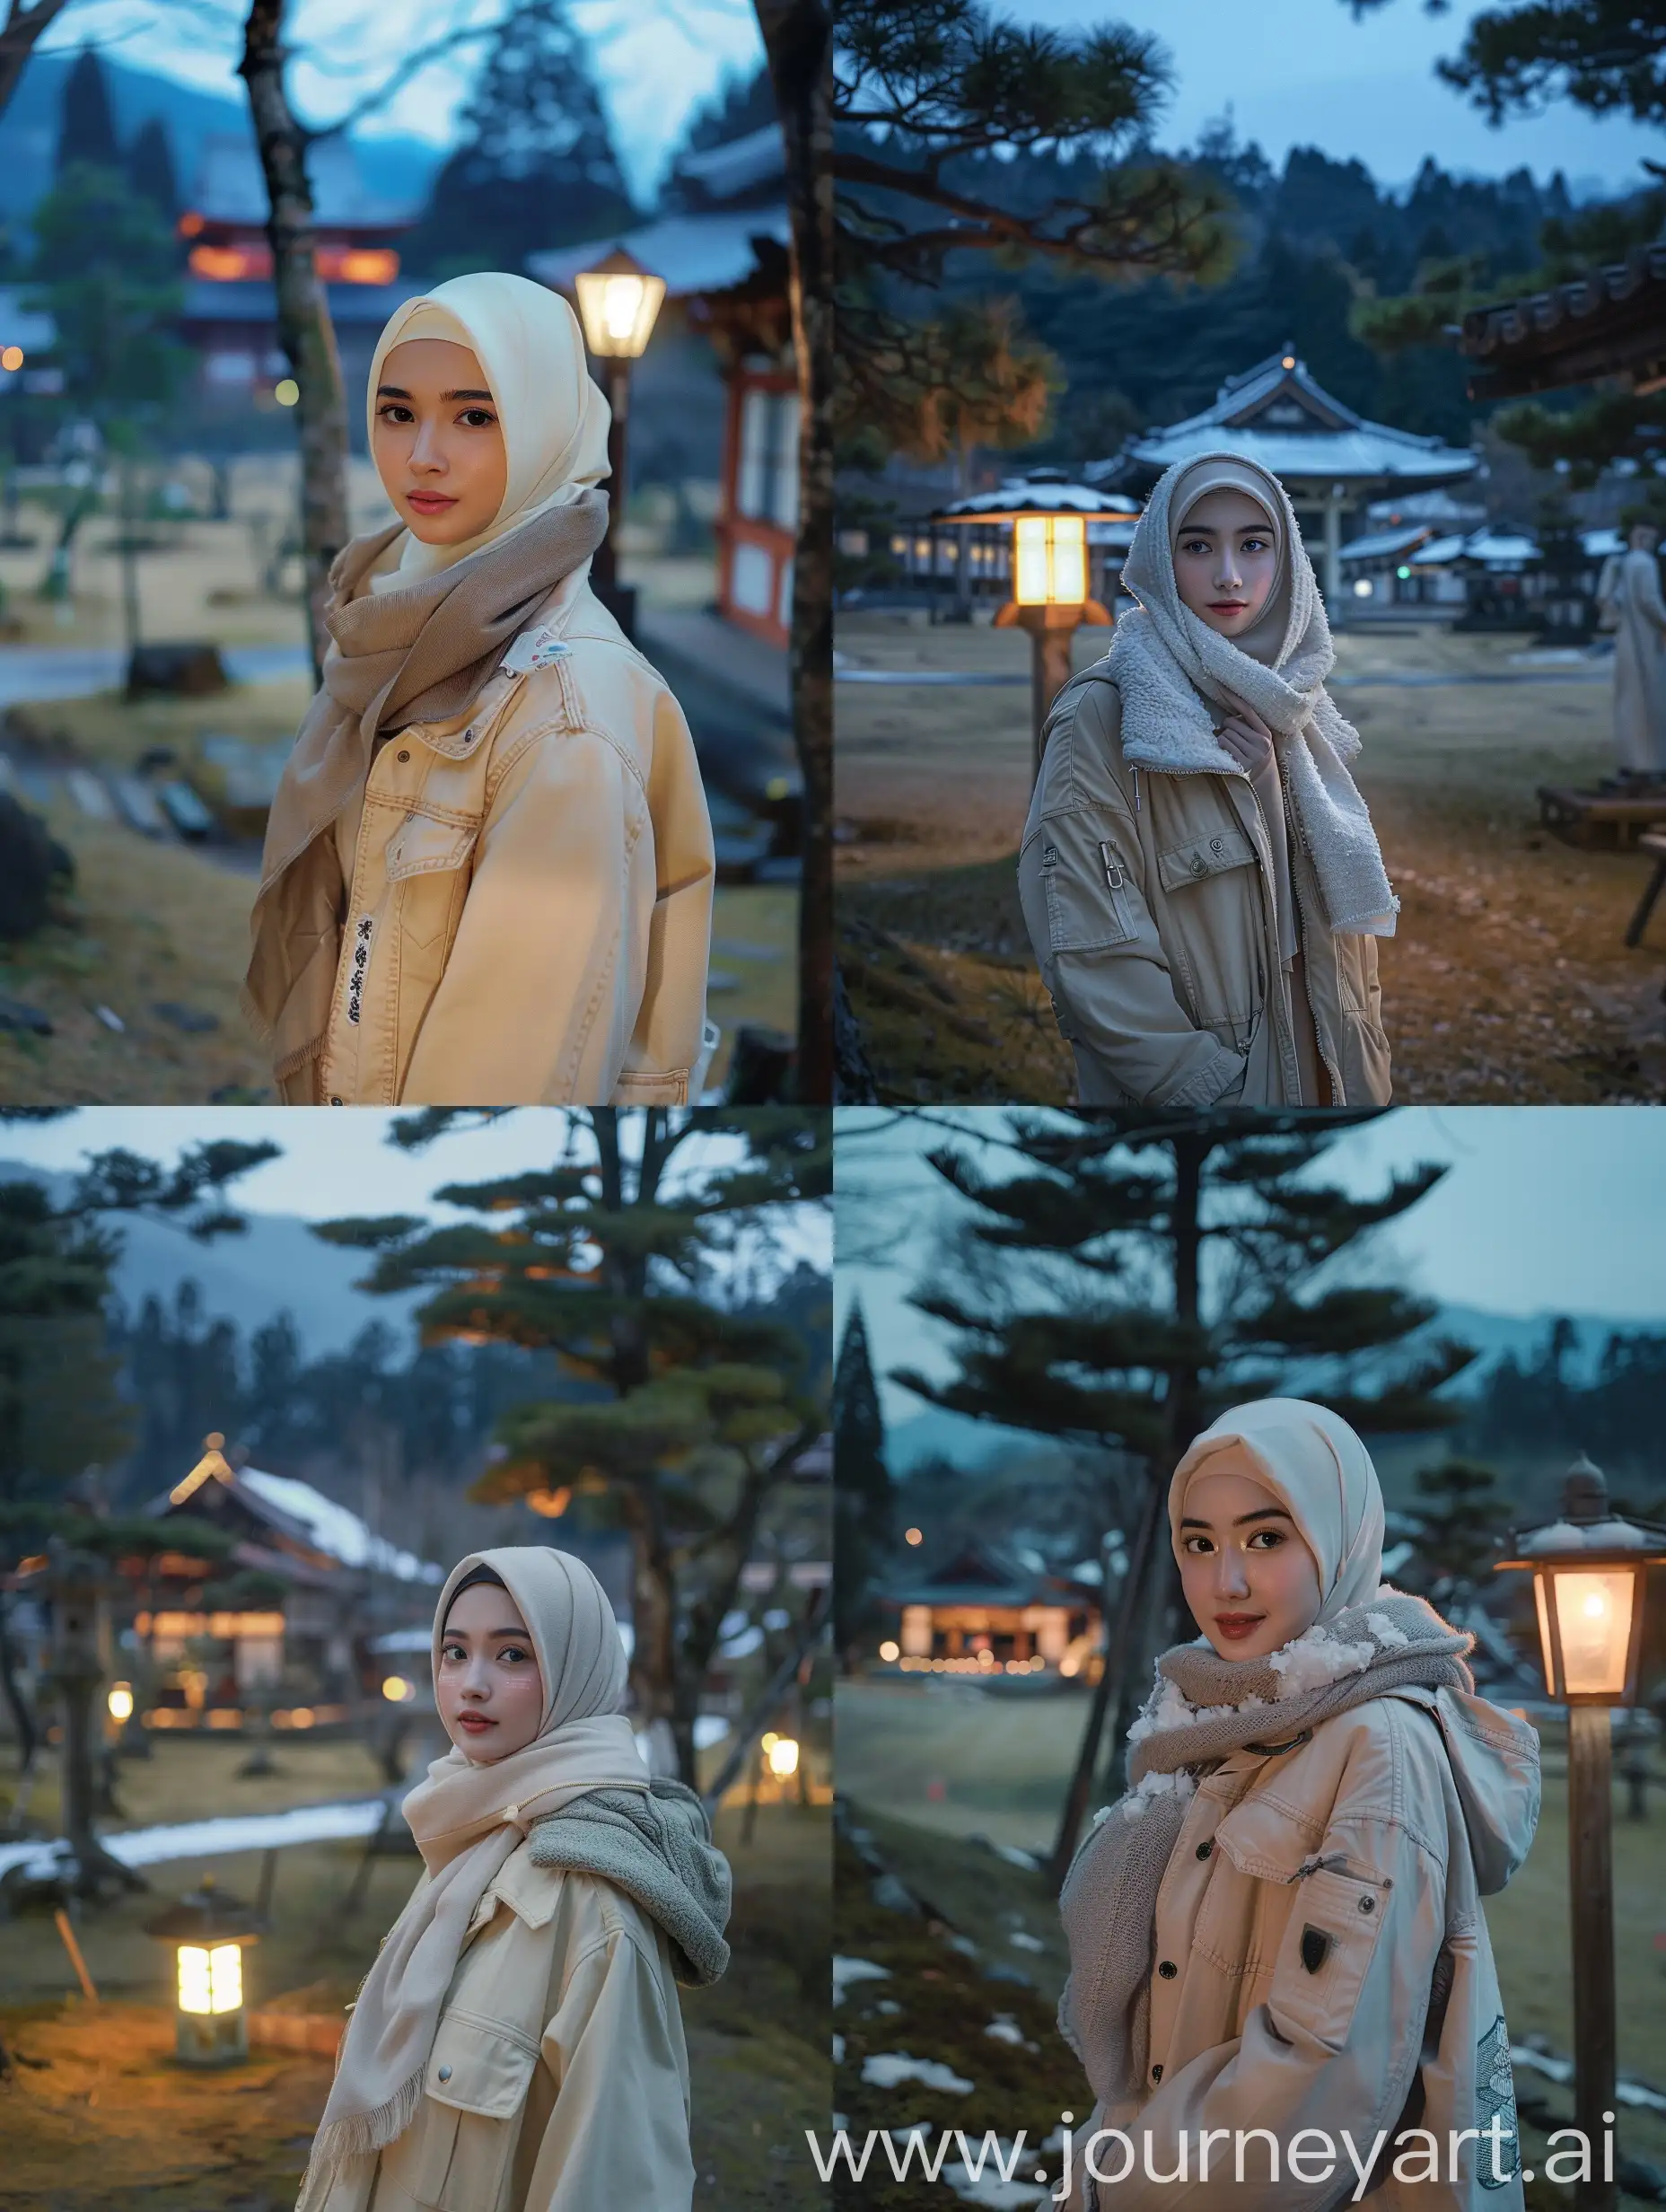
top-left (406, 491), bottom-right (458, 514)
top-left (1214, 1613), bottom-right (1264, 1641)
top-left (456, 1711), bottom-right (495, 1733)
top-left (1208, 601), bottom-right (1248, 613)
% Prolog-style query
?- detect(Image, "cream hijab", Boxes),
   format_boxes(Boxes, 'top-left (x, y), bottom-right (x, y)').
top-left (1110, 449), bottom-right (1398, 937)
top-left (365, 271), bottom-right (611, 592)
top-left (1169, 1396), bottom-right (1386, 1624)
top-left (296, 1546), bottom-right (648, 2212)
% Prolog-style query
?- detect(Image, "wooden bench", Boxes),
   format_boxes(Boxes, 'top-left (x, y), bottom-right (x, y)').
top-left (1626, 825), bottom-right (1666, 947)
top-left (1539, 785), bottom-right (1666, 848)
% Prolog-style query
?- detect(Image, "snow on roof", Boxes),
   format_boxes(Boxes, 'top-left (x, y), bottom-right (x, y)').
top-left (933, 477), bottom-right (1142, 520)
top-left (529, 210), bottom-right (789, 299)
top-left (678, 124), bottom-right (785, 200)
top-left (238, 1466), bottom-right (444, 1584)
top-left (1338, 524), bottom-right (1438, 564)
top-left (188, 135), bottom-right (420, 229)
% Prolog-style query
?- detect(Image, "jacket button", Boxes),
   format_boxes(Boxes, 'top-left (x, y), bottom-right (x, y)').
top-left (1191, 854), bottom-right (1206, 875)
top-left (1196, 1839), bottom-right (1213, 1859)
top-left (436, 2064), bottom-right (452, 2083)
top-left (1359, 1895), bottom-right (1375, 1913)
top-left (1157, 1960), bottom-right (1177, 1979)
top-left (396, 749), bottom-right (411, 764)
top-left (1151, 2064), bottom-right (1162, 2082)
top-left (329, 1096), bottom-right (343, 1106)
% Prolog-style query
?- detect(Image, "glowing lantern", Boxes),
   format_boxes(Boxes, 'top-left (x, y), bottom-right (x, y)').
top-left (1494, 1453), bottom-right (1663, 1706)
top-left (145, 1876), bottom-right (261, 2066)
top-left (381, 1675), bottom-right (412, 1703)
top-left (107, 1682), bottom-right (134, 1723)
top-left (764, 1734), bottom-right (800, 1778)
top-left (1013, 514), bottom-right (1088, 608)
top-left (573, 249), bottom-right (665, 361)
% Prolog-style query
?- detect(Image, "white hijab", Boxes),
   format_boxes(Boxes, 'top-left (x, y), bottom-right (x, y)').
top-left (365, 271), bottom-right (611, 592)
top-left (1110, 449), bottom-right (1399, 938)
top-left (296, 1545), bottom-right (647, 2211)
top-left (1170, 1396), bottom-right (1387, 1624)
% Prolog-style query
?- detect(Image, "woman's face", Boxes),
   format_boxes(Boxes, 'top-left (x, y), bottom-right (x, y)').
top-left (1173, 489), bottom-right (1279, 639)
top-left (435, 1582), bottom-right (544, 1762)
top-left (373, 338), bottom-right (508, 546)
top-left (1176, 1450), bottom-right (1323, 1661)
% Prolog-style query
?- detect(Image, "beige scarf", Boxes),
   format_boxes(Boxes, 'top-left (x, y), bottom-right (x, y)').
top-left (296, 1546), bottom-right (649, 2212)
top-left (241, 493), bottom-right (608, 1084)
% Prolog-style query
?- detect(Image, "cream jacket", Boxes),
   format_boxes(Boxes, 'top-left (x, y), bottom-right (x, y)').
top-left (319, 1841), bottom-right (695, 2212)
top-left (1018, 671), bottom-right (1392, 1109)
top-left (294, 566), bottom-right (715, 1107)
top-left (1068, 1684), bottom-right (1541, 2212)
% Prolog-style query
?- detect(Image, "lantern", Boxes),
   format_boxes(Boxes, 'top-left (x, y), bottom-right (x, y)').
top-left (1494, 1453), bottom-right (1664, 1706)
top-left (1494, 1454), bottom-right (1665, 2210)
top-left (145, 1875), bottom-right (261, 2066)
top-left (763, 1733), bottom-right (800, 1779)
top-left (1012, 514), bottom-right (1088, 608)
top-left (573, 248), bottom-right (665, 362)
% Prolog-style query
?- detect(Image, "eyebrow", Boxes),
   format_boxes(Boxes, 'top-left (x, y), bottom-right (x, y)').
top-left (443, 1623), bottom-right (530, 1638)
top-left (376, 385), bottom-right (495, 402)
top-left (1179, 1507), bottom-right (1293, 1529)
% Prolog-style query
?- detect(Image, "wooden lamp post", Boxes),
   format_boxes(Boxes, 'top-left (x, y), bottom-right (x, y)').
top-left (1495, 1453), bottom-right (1666, 2210)
top-left (572, 247), bottom-right (666, 643)
top-left (929, 475), bottom-right (1136, 784)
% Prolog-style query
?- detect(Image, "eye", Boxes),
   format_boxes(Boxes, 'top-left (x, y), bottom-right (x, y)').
top-left (1241, 535), bottom-right (1270, 553)
top-left (459, 408), bottom-right (496, 429)
top-left (376, 402), bottom-right (415, 426)
top-left (496, 1643), bottom-right (530, 1663)
top-left (1247, 1528), bottom-right (1285, 1549)
top-left (440, 1640), bottom-right (466, 1663)
top-left (1181, 1534), bottom-right (1215, 1555)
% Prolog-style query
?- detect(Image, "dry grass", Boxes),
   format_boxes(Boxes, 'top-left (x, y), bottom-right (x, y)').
top-left (835, 611), bottom-right (1666, 1104)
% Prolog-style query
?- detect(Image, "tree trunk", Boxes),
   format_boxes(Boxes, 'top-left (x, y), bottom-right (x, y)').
top-left (0, 1590), bottom-right (39, 1783)
top-left (239, 0), bottom-right (351, 685)
top-left (0, 0), bottom-right (74, 124)
top-left (756, 0), bottom-right (833, 1102)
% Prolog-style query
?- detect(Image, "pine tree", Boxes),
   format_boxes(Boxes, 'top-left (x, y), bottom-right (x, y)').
top-left (409, 0), bottom-right (636, 276)
top-left (126, 116), bottom-right (180, 228)
top-left (1345, 0), bottom-right (1666, 129)
top-left (893, 1107), bottom-right (1477, 1878)
top-left (315, 1108), bottom-right (831, 1783)
top-left (55, 47), bottom-right (120, 178)
top-left (832, 1300), bottom-right (893, 1662)
top-left (1407, 1457), bottom-right (1507, 1613)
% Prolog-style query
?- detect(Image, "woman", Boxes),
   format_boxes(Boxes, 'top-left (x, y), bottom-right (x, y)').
top-left (1607, 519), bottom-right (1666, 782)
top-left (1018, 453), bottom-right (1396, 1108)
top-left (1055, 1400), bottom-right (1539, 2211)
top-left (245, 272), bottom-right (716, 1107)
top-left (297, 1547), bottom-right (731, 2212)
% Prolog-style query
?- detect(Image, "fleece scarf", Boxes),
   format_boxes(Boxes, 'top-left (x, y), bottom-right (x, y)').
top-left (527, 1775), bottom-right (732, 1986)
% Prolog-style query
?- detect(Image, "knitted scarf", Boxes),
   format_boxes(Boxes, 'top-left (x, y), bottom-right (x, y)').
top-left (1057, 1588), bottom-right (1473, 2113)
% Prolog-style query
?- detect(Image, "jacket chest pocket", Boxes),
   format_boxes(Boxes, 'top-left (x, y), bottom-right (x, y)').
top-left (1041, 837), bottom-right (1138, 952)
top-left (1267, 1865), bottom-right (1390, 2056)
top-left (384, 812), bottom-right (479, 955)
top-left (377, 2011), bottom-right (539, 2212)
top-left (1155, 825), bottom-right (1256, 895)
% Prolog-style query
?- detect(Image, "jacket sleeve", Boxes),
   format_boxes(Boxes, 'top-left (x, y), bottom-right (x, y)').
top-left (609, 683), bottom-right (715, 1105)
top-left (522, 1928), bottom-right (696, 2212)
top-left (1082, 1821), bottom-right (1442, 2212)
top-left (1018, 689), bottom-right (1246, 1108)
top-left (398, 724), bottom-right (673, 1106)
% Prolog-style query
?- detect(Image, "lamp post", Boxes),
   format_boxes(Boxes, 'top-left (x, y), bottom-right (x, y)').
top-left (572, 247), bottom-right (666, 644)
top-left (145, 1874), bottom-right (262, 2067)
top-left (1495, 1453), bottom-right (1666, 2211)
top-left (929, 475), bottom-right (1135, 785)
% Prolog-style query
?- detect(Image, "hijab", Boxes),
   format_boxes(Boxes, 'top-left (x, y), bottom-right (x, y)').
top-left (1169, 1396), bottom-right (1387, 1621)
top-left (1108, 449), bottom-right (1399, 939)
top-left (364, 272), bottom-right (611, 591)
top-left (244, 273), bottom-right (611, 1081)
top-left (296, 1546), bottom-right (648, 2212)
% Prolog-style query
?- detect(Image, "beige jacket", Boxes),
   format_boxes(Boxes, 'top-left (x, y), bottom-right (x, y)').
top-left (319, 1841), bottom-right (695, 2212)
top-left (1018, 670), bottom-right (1391, 1109)
top-left (1069, 1684), bottom-right (1540, 2212)
top-left (293, 566), bottom-right (715, 1107)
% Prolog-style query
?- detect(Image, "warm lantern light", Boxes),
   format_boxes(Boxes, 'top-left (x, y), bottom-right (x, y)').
top-left (1495, 1454), bottom-right (1665, 1707)
top-left (146, 1877), bottom-right (260, 2066)
top-left (878, 1640), bottom-right (900, 1663)
top-left (766, 1734), bottom-right (800, 1778)
top-left (1013, 513), bottom-right (1087, 607)
top-left (381, 1675), bottom-right (412, 1703)
top-left (108, 1682), bottom-right (134, 1722)
top-left (1, 346), bottom-right (22, 373)
top-left (274, 379), bottom-right (299, 408)
top-left (904, 1527), bottom-right (924, 1547)
top-left (573, 249), bottom-right (665, 361)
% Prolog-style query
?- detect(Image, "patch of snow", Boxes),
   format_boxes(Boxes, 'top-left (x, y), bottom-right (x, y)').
top-left (0, 1795), bottom-right (389, 1883)
top-left (833, 1955), bottom-right (892, 2004)
top-left (1007, 1931), bottom-right (1045, 1953)
top-left (715, 1625), bottom-right (764, 1660)
top-left (862, 2052), bottom-right (976, 2095)
top-left (984, 2016), bottom-right (1026, 2045)
top-left (1365, 1610), bottom-right (1410, 1650)
top-left (239, 1465), bottom-right (443, 1584)
top-left (943, 2138), bottom-right (1048, 2208)
top-left (1268, 1625), bottom-right (1374, 1693)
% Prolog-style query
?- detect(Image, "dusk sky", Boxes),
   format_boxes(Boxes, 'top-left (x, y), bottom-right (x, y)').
top-left (30, 0), bottom-right (767, 204)
top-left (835, 1110), bottom-right (1666, 1425)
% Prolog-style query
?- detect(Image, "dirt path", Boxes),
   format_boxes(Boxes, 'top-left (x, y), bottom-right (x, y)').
top-left (836, 612), bottom-right (1666, 1104)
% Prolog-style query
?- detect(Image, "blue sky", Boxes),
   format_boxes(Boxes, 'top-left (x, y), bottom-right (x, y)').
top-left (30, 0), bottom-right (767, 205)
top-left (835, 1109), bottom-right (1666, 1424)
top-left (1027, 0), bottom-right (1661, 195)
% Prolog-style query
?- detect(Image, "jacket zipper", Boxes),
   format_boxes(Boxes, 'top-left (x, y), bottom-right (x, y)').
top-left (1280, 778), bottom-right (1346, 1106)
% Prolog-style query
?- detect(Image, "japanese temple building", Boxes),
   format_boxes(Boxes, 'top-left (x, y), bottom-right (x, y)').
top-left (1460, 241), bottom-right (1666, 402)
top-left (530, 123), bottom-right (794, 649)
top-left (1097, 350), bottom-right (1480, 605)
top-left (177, 136), bottom-right (425, 423)
top-left (876, 1540), bottom-right (1102, 1676)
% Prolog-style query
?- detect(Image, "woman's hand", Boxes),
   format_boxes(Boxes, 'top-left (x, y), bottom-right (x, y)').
top-left (1214, 693), bottom-right (1276, 777)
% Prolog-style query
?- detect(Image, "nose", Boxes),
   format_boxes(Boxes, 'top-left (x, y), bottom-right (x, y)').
top-left (1214, 1547), bottom-right (1250, 1600)
top-left (1212, 543), bottom-right (1242, 592)
top-left (408, 417), bottom-right (445, 475)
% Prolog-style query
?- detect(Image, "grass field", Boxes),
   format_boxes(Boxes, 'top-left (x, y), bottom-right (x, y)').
top-left (835, 610), bottom-right (1666, 1105)
top-left (834, 1678), bottom-right (1666, 2208)
top-left (0, 1734), bottom-right (829, 2210)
